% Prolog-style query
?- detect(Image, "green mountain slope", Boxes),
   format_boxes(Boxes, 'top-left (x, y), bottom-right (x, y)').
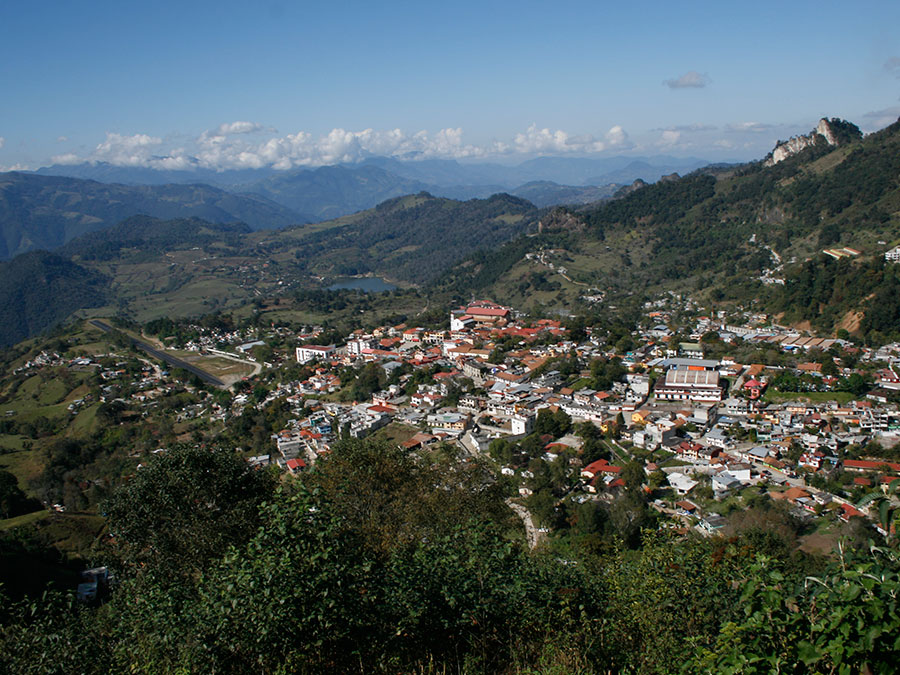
top-left (61, 215), bottom-right (253, 262)
top-left (260, 191), bottom-right (540, 283)
top-left (435, 117), bottom-right (900, 337)
top-left (0, 251), bottom-right (109, 346)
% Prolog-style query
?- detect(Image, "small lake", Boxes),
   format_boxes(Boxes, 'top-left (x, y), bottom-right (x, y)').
top-left (327, 277), bottom-right (397, 293)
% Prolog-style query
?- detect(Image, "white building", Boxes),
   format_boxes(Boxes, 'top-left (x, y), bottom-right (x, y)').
top-left (295, 345), bottom-right (336, 364)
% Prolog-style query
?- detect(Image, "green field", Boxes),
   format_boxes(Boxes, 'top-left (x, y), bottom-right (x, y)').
top-left (763, 390), bottom-right (857, 404)
top-left (0, 509), bottom-right (51, 531)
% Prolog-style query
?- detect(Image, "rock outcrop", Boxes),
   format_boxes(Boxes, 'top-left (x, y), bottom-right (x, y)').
top-left (764, 118), bottom-right (862, 166)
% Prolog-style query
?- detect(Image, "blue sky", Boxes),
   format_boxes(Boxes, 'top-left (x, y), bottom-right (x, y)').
top-left (2, 0), bottom-right (899, 170)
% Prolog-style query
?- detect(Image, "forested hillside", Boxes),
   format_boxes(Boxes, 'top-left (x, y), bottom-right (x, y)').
top-left (0, 252), bottom-right (108, 346)
top-left (61, 216), bottom-right (253, 262)
top-left (436, 117), bottom-right (900, 341)
top-left (268, 191), bottom-right (539, 283)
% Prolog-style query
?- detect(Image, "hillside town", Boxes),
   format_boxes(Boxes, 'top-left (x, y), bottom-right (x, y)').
top-left (71, 295), bottom-right (892, 546)
top-left (10, 295), bottom-right (900, 547)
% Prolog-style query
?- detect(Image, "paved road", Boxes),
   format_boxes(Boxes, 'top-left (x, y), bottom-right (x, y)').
top-left (90, 320), bottom-right (226, 388)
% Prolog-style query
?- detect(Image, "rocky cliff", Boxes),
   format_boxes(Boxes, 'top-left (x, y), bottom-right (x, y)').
top-left (764, 118), bottom-right (862, 165)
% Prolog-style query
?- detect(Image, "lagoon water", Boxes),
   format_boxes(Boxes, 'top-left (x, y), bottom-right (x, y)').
top-left (327, 277), bottom-right (397, 293)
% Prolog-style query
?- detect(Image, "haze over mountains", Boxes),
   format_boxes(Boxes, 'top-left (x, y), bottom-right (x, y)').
top-left (0, 154), bottom-right (711, 259)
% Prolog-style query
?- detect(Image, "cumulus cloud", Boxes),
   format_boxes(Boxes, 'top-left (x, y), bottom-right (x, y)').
top-left (885, 57), bottom-right (900, 78)
top-left (513, 124), bottom-right (630, 154)
top-left (658, 130), bottom-right (681, 148)
top-left (45, 122), bottom-right (638, 170)
top-left (657, 123), bottom-right (717, 132)
top-left (212, 121), bottom-right (264, 136)
top-left (605, 125), bottom-right (630, 147)
top-left (664, 71), bottom-right (710, 89)
top-left (88, 132), bottom-right (163, 166)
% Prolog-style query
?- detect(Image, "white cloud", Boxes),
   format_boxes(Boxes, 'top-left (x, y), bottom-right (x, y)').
top-left (56, 136), bottom-right (68, 143)
top-left (659, 130), bottom-right (681, 148)
top-left (44, 122), bottom-right (640, 170)
top-left (0, 137), bottom-right (4, 150)
top-left (90, 132), bottom-right (163, 166)
top-left (212, 121), bottom-right (264, 136)
top-left (512, 124), bottom-right (630, 154)
top-left (605, 125), bottom-right (629, 147)
top-left (664, 71), bottom-right (710, 89)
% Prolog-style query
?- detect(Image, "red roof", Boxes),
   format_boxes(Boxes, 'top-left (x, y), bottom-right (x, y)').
top-left (840, 503), bottom-right (865, 521)
top-left (583, 459), bottom-right (620, 475)
top-left (466, 306), bottom-right (509, 317)
top-left (844, 459), bottom-right (900, 473)
top-left (286, 458), bottom-right (306, 471)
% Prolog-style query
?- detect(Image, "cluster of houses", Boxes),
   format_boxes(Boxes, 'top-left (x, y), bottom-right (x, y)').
top-left (28, 295), bottom-right (898, 540)
top-left (232, 297), bottom-right (900, 538)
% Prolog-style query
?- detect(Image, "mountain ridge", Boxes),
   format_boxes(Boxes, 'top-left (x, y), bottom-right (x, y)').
top-left (0, 172), bottom-right (305, 259)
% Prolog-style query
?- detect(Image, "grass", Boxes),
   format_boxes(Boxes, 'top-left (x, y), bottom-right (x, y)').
top-left (0, 509), bottom-right (51, 531)
top-left (763, 390), bottom-right (856, 404)
top-left (0, 446), bottom-right (45, 485)
top-left (68, 403), bottom-right (100, 437)
top-left (0, 434), bottom-right (27, 452)
top-left (660, 457), bottom-right (691, 468)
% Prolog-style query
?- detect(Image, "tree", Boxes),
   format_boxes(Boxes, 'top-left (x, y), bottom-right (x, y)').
top-left (534, 408), bottom-right (571, 438)
top-left (103, 445), bottom-right (277, 576)
top-left (620, 461), bottom-right (646, 494)
top-left (0, 470), bottom-right (40, 519)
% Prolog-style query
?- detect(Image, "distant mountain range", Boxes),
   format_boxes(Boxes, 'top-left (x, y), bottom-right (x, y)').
top-left (33, 154), bottom-right (713, 191)
top-left (20, 155), bottom-right (712, 229)
top-left (0, 173), bottom-right (304, 259)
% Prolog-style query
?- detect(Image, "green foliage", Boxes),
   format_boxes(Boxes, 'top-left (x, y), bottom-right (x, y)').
top-left (695, 544), bottom-right (900, 674)
top-left (534, 408), bottom-right (572, 438)
top-left (103, 444), bottom-right (277, 576)
top-left (0, 470), bottom-right (41, 520)
top-left (3, 437), bottom-right (900, 674)
top-left (0, 251), bottom-right (109, 347)
top-left (288, 192), bottom-right (538, 283)
top-left (773, 256), bottom-right (900, 341)
top-left (62, 215), bottom-right (251, 262)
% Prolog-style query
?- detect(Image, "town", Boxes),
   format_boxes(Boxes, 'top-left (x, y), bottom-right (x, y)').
top-left (14, 292), bottom-right (899, 552)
